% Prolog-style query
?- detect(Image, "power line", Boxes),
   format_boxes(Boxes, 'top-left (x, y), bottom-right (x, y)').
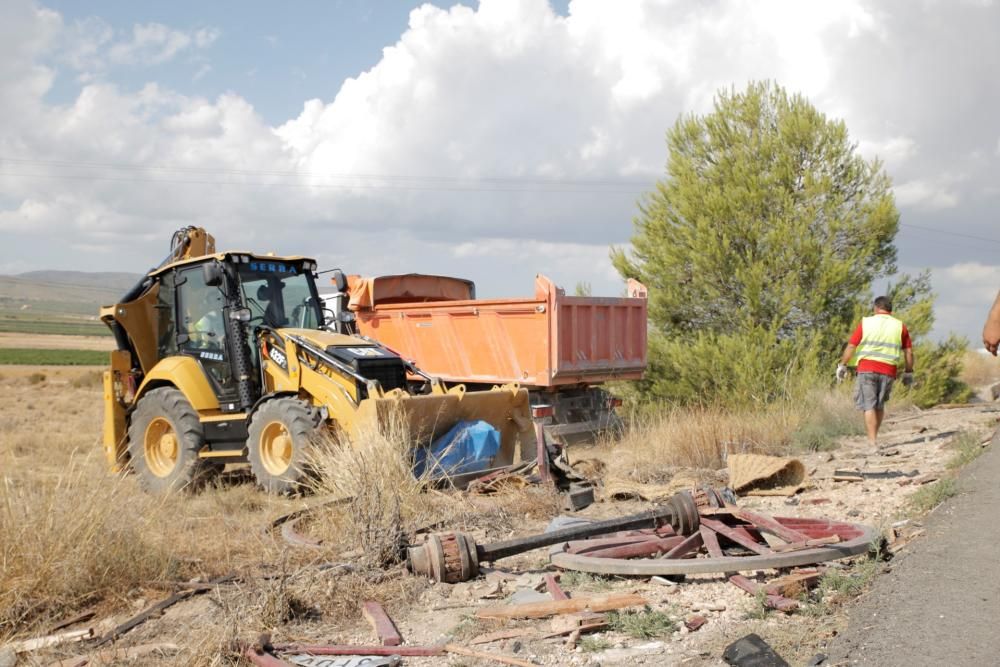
top-left (898, 222), bottom-right (1000, 246)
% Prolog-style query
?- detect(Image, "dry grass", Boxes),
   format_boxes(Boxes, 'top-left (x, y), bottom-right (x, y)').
top-left (960, 349), bottom-right (1000, 387)
top-left (603, 389), bottom-right (861, 484)
top-left (0, 369), bottom-right (304, 642)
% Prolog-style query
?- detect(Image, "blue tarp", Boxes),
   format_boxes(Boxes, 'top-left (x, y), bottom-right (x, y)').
top-left (413, 420), bottom-right (501, 479)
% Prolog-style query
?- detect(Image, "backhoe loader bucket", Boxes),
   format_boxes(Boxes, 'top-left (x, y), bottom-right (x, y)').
top-left (353, 384), bottom-right (532, 472)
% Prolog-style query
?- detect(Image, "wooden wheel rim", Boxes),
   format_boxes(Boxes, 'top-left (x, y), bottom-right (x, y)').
top-left (144, 417), bottom-right (178, 478)
top-left (260, 421), bottom-right (293, 475)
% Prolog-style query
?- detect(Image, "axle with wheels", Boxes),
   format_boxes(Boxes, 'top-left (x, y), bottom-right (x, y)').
top-left (406, 491), bottom-right (700, 583)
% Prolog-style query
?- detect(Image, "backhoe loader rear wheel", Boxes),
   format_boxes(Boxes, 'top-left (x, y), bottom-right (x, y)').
top-left (247, 397), bottom-right (320, 494)
top-left (127, 387), bottom-right (213, 493)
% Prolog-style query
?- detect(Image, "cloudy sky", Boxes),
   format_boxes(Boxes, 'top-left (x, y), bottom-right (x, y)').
top-left (1, 0), bottom-right (998, 344)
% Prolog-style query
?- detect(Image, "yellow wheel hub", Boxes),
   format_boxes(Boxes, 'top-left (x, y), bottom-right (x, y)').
top-left (260, 421), bottom-right (293, 475)
top-left (144, 417), bottom-right (179, 478)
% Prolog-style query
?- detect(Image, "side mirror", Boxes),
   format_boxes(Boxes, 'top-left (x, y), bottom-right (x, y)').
top-left (202, 261), bottom-right (223, 287)
top-left (331, 269), bottom-right (347, 293)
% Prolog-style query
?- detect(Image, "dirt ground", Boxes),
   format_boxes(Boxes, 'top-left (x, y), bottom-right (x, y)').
top-left (2, 366), bottom-right (998, 666)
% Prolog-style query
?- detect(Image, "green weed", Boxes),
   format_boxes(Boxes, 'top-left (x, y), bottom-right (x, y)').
top-left (907, 478), bottom-right (958, 514)
top-left (607, 608), bottom-right (675, 639)
top-left (579, 636), bottom-right (612, 652)
top-left (558, 571), bottom-right (617, 592)
top-left (946, 431), bottom-right (986, 470)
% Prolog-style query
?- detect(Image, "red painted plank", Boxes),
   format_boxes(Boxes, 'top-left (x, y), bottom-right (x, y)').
top-left (361, 601), bottom-right (403, 647)
top-left (700, 518), bottom-right (771, 555)
top-left (581, 536), bottom-right (686, 559)
top-left (661, 530), bottom-right (703, 559)
top-left (734, 509), bottom-right (811, 543)
top-left (700, 525), bottom-right (724, 558)
top-left (729, 575), bottom-right (799, 613)
top-left (545, 573), bottom-right (569, 600)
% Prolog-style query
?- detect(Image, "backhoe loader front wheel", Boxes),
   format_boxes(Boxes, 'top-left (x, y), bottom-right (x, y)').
top-left (247, 397), bottom-right (319, 494)
top-left (128, 387), bottom-right (213, 493)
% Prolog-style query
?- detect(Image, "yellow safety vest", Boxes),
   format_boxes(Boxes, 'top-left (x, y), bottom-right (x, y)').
top-left (849, 314), bottom-right (904, 367)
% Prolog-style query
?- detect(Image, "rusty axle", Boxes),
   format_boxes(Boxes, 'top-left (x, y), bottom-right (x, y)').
top-left (407, 491), bottom-right (700, 582)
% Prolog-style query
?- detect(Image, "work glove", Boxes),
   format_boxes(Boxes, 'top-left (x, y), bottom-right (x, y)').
top-left (835, 363), bottom-right (849, 383)
top-left (901, 371), bottom-right (914, 387)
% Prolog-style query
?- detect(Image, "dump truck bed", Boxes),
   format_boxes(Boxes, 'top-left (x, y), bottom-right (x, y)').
top-left (344, 274), bottom-right (647, 389)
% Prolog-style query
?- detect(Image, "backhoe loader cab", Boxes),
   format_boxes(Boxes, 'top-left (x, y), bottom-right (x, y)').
top-left (101, 228), bottom-right (530, 494)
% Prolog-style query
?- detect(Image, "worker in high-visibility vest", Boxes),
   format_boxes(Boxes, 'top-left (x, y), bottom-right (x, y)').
top-left (837, 296), bottom-right (915, 447)
top-left (984, 291), bottom-right (1000, 356)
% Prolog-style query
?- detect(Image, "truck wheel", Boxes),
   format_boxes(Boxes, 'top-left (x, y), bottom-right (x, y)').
top-left (247, 397), bottom-right (319, 494)
top-left (128, 387), bottom-right (212, 493)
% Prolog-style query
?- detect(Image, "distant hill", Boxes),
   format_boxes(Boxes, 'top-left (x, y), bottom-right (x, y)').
top-left (0, 271), bottom-right (143, 328)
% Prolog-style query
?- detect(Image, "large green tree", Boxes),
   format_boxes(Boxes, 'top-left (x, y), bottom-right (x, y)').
top-left (614, 81), bottom-right (901, 404)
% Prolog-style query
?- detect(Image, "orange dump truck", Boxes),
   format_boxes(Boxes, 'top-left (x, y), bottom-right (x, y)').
top-left (323, 273), bottom-right (648, 444)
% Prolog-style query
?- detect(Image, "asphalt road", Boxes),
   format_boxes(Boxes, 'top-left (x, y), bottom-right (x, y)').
top-left (826, 426), bottom-right (1000, 666)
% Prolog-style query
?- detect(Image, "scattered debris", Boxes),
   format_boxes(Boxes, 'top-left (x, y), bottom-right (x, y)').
top-left (550, 503), bottom-right (877, 576)
top-left (729, 575), bottom-right (798, 613)
top-left (94, 574), bottom-right (233, 647)
top-left (723, 633), bottom-right (791, 667)
top-left (685, 615), bottom-right (708, 632)
top-left (476, 593), bottom-right (648, 620)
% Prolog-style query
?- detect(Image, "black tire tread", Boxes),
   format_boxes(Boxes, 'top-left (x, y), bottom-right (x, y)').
top-left (127, 386), bottom-right (211, 493)
top-left (246, 397), bottom-right (319, 494)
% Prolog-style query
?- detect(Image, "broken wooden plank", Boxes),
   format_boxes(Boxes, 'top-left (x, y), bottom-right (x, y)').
top-left (47, 610), bottom-right (96, 634)
top-left (544, 573), bottom-right (569, 600)
top-left (361, 601), bottom-right (402, 647)
top-left (700, 518), bottom-right (771, 555)
top-left (770, 535), bottom-right (841, 553)
top-left (700, 525), bottom-right (724, 558)
top-left (733, 509), bottom-right (811, 544)
top-left (444, 643), bottom-right (537, 667)
top-left (8, 628), bottom-right (93, 653)
top-left (660, 529), bottom-right (703, 559)
top-left (475, 593), bottom-right (648, 620)
top-left (729, 575), bottom-right (798, 613)
top-left (764, 571), bottom-right (824, 597)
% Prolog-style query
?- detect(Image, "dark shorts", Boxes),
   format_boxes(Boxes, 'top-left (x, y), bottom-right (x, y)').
top-left (854, 372), bottom-right (894, 411)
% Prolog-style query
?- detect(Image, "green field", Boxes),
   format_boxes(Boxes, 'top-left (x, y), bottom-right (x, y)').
top-left (0, 315), bottom-right (110, 336)
top-left (0, 348), bottom-right (107, 365)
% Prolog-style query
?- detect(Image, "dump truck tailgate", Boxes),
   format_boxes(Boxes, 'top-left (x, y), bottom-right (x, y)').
top-left (350, 275), bottom-right (647, 388)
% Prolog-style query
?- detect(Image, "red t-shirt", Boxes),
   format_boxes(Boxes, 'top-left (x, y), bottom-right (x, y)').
top-left (848, 320), bottom-right (911, 378)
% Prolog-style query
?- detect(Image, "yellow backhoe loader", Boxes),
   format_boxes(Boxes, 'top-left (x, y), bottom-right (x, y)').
top-left (100, 227), bottom-right (531, 493)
